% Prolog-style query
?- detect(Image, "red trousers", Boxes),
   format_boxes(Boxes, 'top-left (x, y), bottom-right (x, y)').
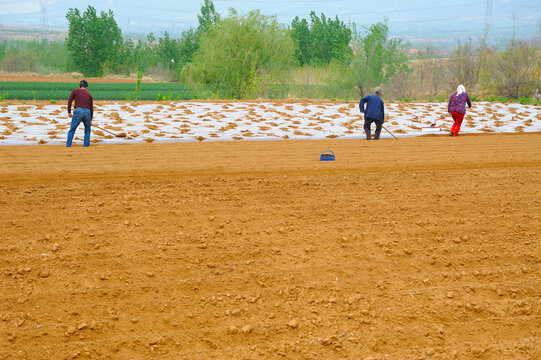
top-left (450, 111), bottom-right (465, 136)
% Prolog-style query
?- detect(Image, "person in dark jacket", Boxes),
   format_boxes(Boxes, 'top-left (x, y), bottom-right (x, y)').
top-left (359, 89), bottom-right (385, 140)
top-left (67, 80), bottom-right (93, 147)
top-left (447, 84), bottom-right (472, 137)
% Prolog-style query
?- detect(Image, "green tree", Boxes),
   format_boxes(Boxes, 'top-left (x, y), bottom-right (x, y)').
top-left (155, 1), bottom-right (220, 77)
top-left (182, 10), bottom-right (295, 99)
top-left (20, 42), bottom-right (41, 72)
top-left (197, 0), bottom-right (220, 34)
top-left (330, 20), bottom-right (410, 98)
top-left (0, 42), bottom-right (5, 62)
top-left (40, 40), bottom-right (71, 73)
top-left (0, 39), bottom-right (69, 74)
top-left (156, 31), bottom-right (180, 70)
top-left (65, 6), bottom-right (123, 77)
top-left (0, 43), bottom-right (40, 73)
top-left (130, 37), bottom-right (159, 73)
top-left (147, 33), bottom-right (156, 46)
top-left (183, 0), bottom-right (220, 71)
top-left (291, 12), bottom-right (352, 66)
top-left (154, 29), bottom-right (199, 77)
top-left (1, 46), bottom-right (22, 72)
top-left (290, 17), bottom-right (311, 66)
top-left (177, 28), bottom-right (200, 68)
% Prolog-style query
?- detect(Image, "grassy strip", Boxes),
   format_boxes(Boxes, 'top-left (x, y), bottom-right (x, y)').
top-left (9, 81), bottom-right (537, 103)
top-left (1, 89), bottom-right (194, 101)
top-left (0, 81), bottom-right (343, 101)
top-left (0, 81), bottom-right (195, 100)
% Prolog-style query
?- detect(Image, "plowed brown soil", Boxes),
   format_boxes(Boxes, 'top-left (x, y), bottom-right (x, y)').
top-left (0, 73), bottom-right (141, 83)
top-left (1, 133), bottom-right (540, 360)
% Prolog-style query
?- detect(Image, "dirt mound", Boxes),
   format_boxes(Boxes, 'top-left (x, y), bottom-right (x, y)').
top-left (1, 134), bottom-right (540, 359)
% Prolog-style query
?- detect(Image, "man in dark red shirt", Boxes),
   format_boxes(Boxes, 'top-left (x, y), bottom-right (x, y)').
top-left (67, 80), bottom-right (93, 147)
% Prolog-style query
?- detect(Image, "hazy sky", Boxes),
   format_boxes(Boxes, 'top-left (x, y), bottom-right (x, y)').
top-left (0, 0), bottom-right (539, 41)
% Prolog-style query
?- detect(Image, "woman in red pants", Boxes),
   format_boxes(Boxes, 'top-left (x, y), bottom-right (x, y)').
top-left (447, 84), bottom-right (472, 136)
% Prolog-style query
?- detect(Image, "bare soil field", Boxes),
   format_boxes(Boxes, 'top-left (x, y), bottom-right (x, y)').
top-left (1, 134), bottom-right (540, 359)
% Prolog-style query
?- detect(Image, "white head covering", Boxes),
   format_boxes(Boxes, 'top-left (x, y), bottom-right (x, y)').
top-left (457, 84), bottom-right (466, 95)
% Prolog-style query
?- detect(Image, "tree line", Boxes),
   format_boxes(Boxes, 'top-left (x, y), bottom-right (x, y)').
top-left (0, 0), bottom-right (539, 101)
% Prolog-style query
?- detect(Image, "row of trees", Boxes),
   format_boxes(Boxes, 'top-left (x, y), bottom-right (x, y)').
top-left (62, 0), bottom-right (220, 78)
top-left (0, 0), bottom-right (221, 78)
top-left (0, 0), bottom-right (539, 100)
top-left (0, 39), bottom-right (69, 74)
top-left (57, 2), bottom-right (409, 99)
top-left (290, 12), bottom-right (352, 66)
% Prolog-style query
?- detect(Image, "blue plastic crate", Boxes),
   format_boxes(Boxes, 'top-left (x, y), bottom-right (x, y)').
top-left (319, 150), bottom-right (335, 161)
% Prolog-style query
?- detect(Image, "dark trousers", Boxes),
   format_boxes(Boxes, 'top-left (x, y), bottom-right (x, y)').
top-left (364, 117), bottom-right (383, 140)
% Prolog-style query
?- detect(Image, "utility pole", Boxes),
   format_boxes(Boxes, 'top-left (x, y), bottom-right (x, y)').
top-left (511, 11), bottom-right (517, 43)
top-left (483, 0), bottom-right (493, 42)
top-left (39, 0), bottom-right (48, 30)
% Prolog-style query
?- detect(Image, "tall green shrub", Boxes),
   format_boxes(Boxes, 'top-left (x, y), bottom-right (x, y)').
top-left (329, 20), bottom-right (410, 98)
top-left (181, 10), bottom-right (295, 99)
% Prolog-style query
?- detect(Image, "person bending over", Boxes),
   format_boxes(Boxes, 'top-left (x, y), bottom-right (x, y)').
top-left (67, 80), bottom-right (94, 147)
top-left (447, 84), bottom-right (472, 137)
top-left (359, 89), bottom-right (385, 140)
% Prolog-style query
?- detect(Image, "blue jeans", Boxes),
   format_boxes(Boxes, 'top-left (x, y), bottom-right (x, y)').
top-left (67, 108), bottom-right (91, 147)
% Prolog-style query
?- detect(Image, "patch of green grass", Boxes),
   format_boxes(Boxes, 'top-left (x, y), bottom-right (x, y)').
top-left (0, 81), bottom-right (196, 100)
top-left (517, 96), bottom-right (541, 105)
top-left (156, 89), bottom-right (173, 101)
top-left (485, 95), bottom-right (510, 103)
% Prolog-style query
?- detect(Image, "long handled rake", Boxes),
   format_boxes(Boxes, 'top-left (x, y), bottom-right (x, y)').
top-left (382, 124), bottom-right (398, 140)
top-left (93, 124), bottom-right (127, 138)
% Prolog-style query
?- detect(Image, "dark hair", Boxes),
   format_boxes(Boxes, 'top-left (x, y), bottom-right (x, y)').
top-left (375, 89), bottom-right (383, 96)
top-left (79, 80), bottom-right (88, 88)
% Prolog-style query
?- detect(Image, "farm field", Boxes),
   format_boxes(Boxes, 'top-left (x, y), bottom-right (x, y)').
top-left (0, 81), bottom-right (194, 101)
top-left (0, 80), bottom-right (333, 101)
top-left (1, 133), bottom-right (540, 359)
top-left (1, 100), bottom-right (540, 145)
